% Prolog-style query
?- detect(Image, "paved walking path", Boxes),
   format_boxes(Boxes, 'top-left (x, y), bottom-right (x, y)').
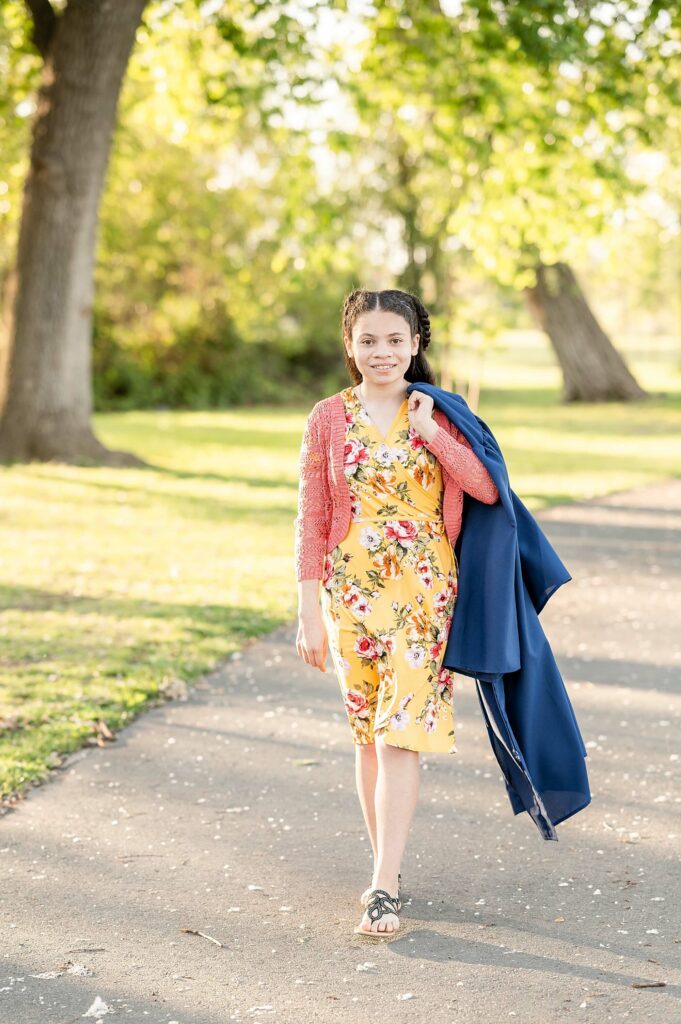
top-left (2, 478), bottom-right (680, 1024)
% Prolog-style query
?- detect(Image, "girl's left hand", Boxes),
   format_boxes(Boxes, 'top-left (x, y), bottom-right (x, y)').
top-left (407, 389), bottom-right (438, 442)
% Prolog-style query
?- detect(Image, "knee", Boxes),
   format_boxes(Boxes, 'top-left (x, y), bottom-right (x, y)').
top-left (376, 737), bottom-right (419, 757)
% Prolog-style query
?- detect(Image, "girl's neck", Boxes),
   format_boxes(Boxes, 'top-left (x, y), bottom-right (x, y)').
top-left (356, 379), bottom-right (408, 405)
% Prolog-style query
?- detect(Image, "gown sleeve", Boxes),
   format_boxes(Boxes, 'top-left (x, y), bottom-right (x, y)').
top-left (423, 423), bottom-right (499, 505)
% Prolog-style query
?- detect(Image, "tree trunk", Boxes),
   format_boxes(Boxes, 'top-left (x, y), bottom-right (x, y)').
top-left (0, 0), bottom-right (149, 464)
top-left (523, 261), bottom-right (649, 402)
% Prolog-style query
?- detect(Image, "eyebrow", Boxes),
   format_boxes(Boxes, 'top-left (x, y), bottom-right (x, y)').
top-left (359, 332), bottom-right (406, 338)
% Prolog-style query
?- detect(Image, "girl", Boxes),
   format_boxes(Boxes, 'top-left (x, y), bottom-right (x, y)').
top-left (294, 288), bottom-right (499, 937)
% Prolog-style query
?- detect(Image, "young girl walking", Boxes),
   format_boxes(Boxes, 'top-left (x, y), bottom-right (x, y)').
top-left (294, 288), bottom-right (499, 937)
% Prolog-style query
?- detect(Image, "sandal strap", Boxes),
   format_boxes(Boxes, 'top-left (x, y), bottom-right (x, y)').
top-left (361, 875), bottom-right (403, 907)
top-left (365, 888), bottom-right (401, 923)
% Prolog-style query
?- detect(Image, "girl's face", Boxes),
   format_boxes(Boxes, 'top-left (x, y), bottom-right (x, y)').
top-left (346, 310), bottom-right (420, 384)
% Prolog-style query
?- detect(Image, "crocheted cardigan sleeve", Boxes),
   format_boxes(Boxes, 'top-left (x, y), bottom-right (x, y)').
top-left (424, 424), bottom-right (499, 505)
top-left (294, 402), bottom-right (329, 582)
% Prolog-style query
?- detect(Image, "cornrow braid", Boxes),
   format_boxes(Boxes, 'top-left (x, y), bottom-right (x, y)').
top-left (340, 288), bottom-right (437, 387)
top-left (406, 292), bottom-right (432, 350)
top-left (341, 289), bottom-right (368, 349)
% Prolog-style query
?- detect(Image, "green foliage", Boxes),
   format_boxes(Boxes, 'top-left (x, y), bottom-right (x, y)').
top-left (0, 3), bottom-right (42, 268)
top-left (1, 0), bottom-right (678, 411)
top-left (87, 0), bottom-right (355, 408)
top-left (92, 306), bottom-right (293, 409)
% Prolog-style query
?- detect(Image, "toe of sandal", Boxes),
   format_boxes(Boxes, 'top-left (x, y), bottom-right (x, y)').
top-left (354, 887), bottom-right (401, 936)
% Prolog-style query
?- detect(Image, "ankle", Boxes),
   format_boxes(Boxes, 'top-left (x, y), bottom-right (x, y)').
top-left (371, 871), bottom-right (400, 896)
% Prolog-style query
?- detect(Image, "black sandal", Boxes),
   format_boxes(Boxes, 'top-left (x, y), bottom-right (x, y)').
top-left (353, 888), bottom-right (401, 936)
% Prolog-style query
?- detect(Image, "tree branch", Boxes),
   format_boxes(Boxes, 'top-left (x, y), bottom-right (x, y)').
top-left (24, 0), bottom-right (57, 61)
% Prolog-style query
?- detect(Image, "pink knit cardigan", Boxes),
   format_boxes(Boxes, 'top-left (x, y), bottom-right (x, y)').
top-left (294, 391), bottom-right (500, 582)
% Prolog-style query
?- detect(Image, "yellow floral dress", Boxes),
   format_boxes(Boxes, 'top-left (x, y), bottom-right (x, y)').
top-left (320, 386), bottom-right (459, 754)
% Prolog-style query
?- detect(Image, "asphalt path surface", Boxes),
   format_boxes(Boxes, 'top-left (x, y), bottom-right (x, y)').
top-left (1, 478), bottom-right (680, 1023)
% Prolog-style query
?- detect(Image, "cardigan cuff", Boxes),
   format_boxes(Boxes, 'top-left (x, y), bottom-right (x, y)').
top-left (422, 423), bottom-right (450, 457)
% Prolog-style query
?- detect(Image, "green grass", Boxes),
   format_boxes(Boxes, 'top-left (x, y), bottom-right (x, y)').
top-left (1, 341), bottom-right (680, 801)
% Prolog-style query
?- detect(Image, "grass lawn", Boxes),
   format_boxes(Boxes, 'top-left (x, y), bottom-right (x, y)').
top-left (1, 339), bottom-right (680, 803)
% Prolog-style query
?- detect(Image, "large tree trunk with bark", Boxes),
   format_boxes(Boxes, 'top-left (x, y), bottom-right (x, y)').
top-left (0, 0), bottom-right (149, 464)
top-left (523, 261), bottom-right (649, 403)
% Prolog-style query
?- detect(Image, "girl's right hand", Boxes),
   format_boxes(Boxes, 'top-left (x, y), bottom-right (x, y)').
top-left (296, 610), bottom-right (329, 672)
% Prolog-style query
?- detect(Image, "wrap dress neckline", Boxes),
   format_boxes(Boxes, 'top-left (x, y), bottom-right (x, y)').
top-left (351, 386), bottom-right (409, 443)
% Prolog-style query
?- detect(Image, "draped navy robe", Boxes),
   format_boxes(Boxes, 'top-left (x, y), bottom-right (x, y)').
top-left (406, 381), bottom-right (591, 840)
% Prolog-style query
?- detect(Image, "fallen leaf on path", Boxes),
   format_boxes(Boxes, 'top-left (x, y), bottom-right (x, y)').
top-left (0, 715), bottom-right (22, 733)
top-left (180, 927), bottom-right (224, 947)
top-left (83, 995), bottom-right (115, 1018)
top-left (159, 676), bottom-right (189, 701)
top-left (67, 963), bottom-right (93, 975)
top-left (30, 960), bottom-right (93, 979)
top-left (94, 720), bottom-right (116, 744)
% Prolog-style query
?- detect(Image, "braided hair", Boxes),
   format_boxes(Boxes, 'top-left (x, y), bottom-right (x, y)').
top-left (341, 288), bottom-right (436, 386)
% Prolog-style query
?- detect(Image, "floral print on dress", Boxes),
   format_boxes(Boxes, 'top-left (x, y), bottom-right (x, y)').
top-left (320, 386), bottom-right (459, 754)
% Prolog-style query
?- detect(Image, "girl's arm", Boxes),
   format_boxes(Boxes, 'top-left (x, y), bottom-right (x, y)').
top-left (294, 405), bottom-right (330, 674)
top-left (294, 405), bottom-right (329, 585)
top-left (298, 577), bottom-right (321, 615)
top-left (423, 423), bottom-right (499, 504)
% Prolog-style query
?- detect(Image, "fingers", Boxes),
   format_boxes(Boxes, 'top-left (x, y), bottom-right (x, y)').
top-left (296, 639), bottom-right (328, 672)
top-left (310, 650), bottom-right (327, 671)
top-left (311, 635), bottom-right (328, 672)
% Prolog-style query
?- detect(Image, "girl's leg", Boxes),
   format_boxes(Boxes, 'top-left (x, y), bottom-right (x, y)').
top-left (355, 737), bottom-right (419, 933)
top-left (371, 737), bottom-right (419, 895)
top-left (355, 742), bottom-right (379, 862)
